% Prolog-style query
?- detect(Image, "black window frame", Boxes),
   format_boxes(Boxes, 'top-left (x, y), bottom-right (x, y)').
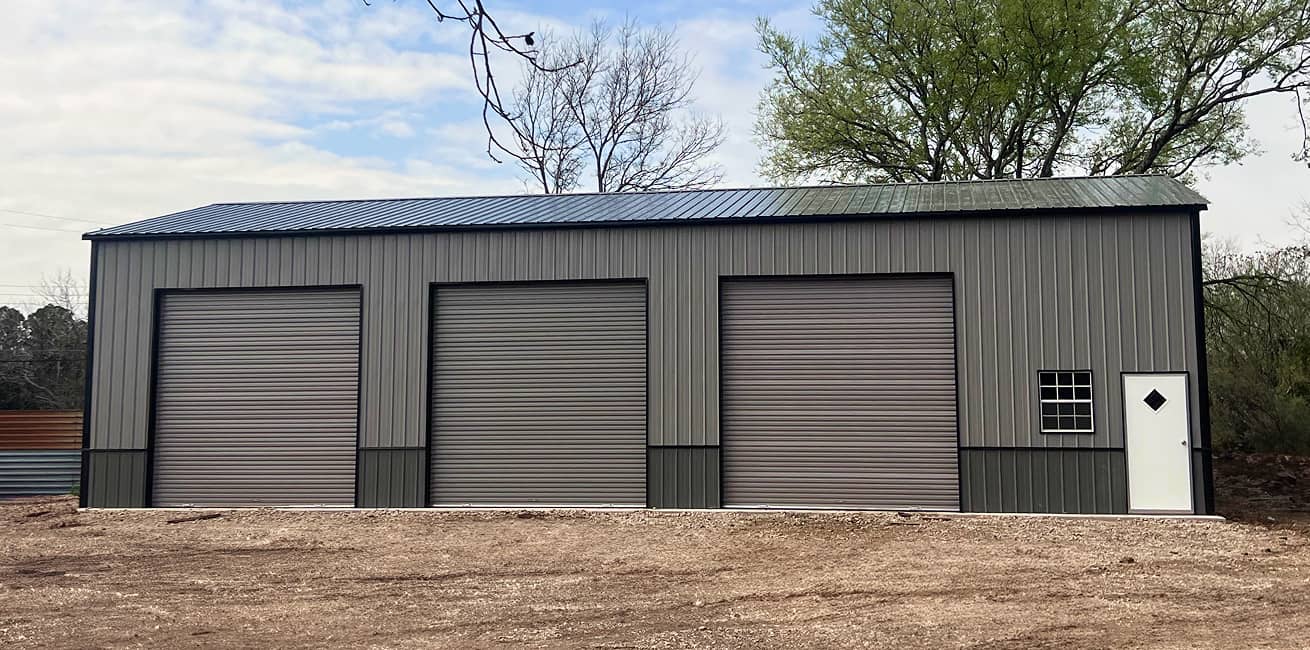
top-left (1037, 370), bottom-right (1094, 434)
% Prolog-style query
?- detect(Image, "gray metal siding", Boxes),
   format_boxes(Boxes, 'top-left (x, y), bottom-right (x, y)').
top-left (648, 447), bottom-right (720, 508)
top-left (85, 450), bottom-right (147, 507)
top-left (960, 448), bottom-right (1128, 514)
top-left (357, 448), bottom-right (425, 508)
top-left (720, 276), bottom-right (958, 509)
top-left (429, 282), bottom-right (647, 506)
top-left (88, 212), bottom-right (1201, 454)
top-left (0, 451), bottom-right (80, 498)
top-left (151, 289), bottom-right (361, 507)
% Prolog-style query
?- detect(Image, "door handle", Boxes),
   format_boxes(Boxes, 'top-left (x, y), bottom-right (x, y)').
top-left (1180, 440), bottom-right (1187, 446)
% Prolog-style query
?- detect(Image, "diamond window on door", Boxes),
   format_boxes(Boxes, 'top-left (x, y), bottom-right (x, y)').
top-left (1038, 370), bottom-right (1094, 433)
top-left (1143, 389), bottom-right (1167, 411)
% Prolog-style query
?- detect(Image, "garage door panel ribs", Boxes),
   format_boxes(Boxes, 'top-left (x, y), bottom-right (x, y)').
top-left (721, 276), bottom-right (960, 511)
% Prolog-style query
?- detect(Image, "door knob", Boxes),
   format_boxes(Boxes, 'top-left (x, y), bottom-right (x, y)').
top-left (1180, 440), bottom-right (1187, 446)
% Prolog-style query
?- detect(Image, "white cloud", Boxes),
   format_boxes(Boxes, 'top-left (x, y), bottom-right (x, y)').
top-left (0, 0), bottom-right (521, 306)
top-left (1195, 92), bottom-right (1310, 248)
top-left (1, 0), bottom-right (1305, 313)
top-left (677, 16), bottom-right (772, 187)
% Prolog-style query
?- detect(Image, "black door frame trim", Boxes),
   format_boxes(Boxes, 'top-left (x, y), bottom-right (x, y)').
top-left (1120, 370), bottom-right (1196, 514)
top-left (144, 283), bottom-right (365, 508)
top-left (716, 271), bottom-right (960, 510)
top-left (424, 277), bottom-right (650, 508)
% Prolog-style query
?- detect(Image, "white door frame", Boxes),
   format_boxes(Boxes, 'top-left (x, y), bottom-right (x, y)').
top-left (1122, 371), bottom-right (1194, 514)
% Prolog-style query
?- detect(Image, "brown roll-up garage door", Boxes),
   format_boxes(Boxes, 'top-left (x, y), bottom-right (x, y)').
top-left (430, 282), bottom-right (646, 506)
top-left (151, 288), bottom-right (361, 507)
top-left (721, 276), bottom-right (959, 510)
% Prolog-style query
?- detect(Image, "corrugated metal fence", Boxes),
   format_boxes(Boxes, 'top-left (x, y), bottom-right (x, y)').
top-left (0, 411), bottom-right (82, 498)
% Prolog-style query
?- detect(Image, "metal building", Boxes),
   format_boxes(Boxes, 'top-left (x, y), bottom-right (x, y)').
top-left (0, 411), bottom-right (83, 498)
top-left (79, 175), bottom-right (1213, 514)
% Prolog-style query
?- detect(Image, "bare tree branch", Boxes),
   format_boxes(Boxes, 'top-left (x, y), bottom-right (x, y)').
top-left (31, 269), bottom-right (87, 319)
top-left (507, 19), bottom-right (725, 193)
top-left (362, 0), bottom-right (580, 166)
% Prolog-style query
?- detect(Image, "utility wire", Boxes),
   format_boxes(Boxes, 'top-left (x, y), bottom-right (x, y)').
top-left (0, 281), bottom-right (87, 286)
top-left (0, 221), bottom-right (87, 234)
top-left (0, 207), bottom-right (109, 226)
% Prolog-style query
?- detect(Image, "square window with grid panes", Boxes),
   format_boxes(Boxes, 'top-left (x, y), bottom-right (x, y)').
top-left (1038, 371), bottom-right (1093, 433)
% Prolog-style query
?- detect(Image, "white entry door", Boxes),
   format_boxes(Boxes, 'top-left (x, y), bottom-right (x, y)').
top-left (1124, 374), bottom-right (1193, 513)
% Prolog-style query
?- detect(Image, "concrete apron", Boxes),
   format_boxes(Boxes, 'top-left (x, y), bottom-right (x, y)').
top-left (81, 506), bottom-right (1226, 521)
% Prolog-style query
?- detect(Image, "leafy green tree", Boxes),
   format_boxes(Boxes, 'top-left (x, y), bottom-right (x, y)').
top-left (1204, 239), bottom-right (1310, 454)
top-left (0, 304), bottom-right (87, 410)
top-left (23, 305), bottom-right (87, 410)
top-left (756, 0), bottom-right (1310, 183)
top-left (0, 306), bottom-right (28, 409)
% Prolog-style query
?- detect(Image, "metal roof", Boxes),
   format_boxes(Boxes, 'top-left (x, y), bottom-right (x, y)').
top-left (84, 175), bottom-right (1207, 239)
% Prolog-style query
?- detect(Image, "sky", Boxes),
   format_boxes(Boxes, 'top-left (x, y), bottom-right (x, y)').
top-left (1, 0), bottom-right (1307, 310)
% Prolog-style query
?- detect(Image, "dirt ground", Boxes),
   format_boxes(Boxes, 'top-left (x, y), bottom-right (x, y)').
top-left (1, 492), bottom-right (1308, 649)
top-left (1214, 452), bottom-right (1310, 523)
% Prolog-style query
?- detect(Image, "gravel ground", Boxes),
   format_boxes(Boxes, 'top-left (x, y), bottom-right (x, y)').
top-left (1, 497), bottom-right (1309, 648)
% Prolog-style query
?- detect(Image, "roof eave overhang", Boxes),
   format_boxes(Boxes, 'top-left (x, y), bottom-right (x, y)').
top-left (82, 202), bottom-right (1208, 242)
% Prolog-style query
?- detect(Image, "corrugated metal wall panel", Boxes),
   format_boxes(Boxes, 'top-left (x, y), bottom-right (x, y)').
top-left (0, 451), bottom-right (80, 497)
top-left (429, 282), bottom-right (647, 506)
top-left (959, 448), bottom-right (1128, 514)
top-left (720, 276), bottom-right (959, 510)
top-left (88, 212), bottom-right (1200, 453)
top-left (0, 411), bottom-right (82, 450)
top-left (647, 447), bottom-right (720, 508)
top-left (151, 289), bottom-right (360, 507)
top-left (85, 450), bottom-right (147, 507)
top-left (357, 448), bottom-right (425, 508)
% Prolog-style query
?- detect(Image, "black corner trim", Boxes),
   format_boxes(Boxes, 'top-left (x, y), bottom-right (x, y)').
top-left (143, 289), bottom-right (163, 507)
top-left (1189, 210), bottom-right (1216, 515)
top-left (79, 241), bottom-right (99, 508)
top-left (423, 282), bottom-right (436, 508)
top-left (353, 287), bottom-right (365, 507)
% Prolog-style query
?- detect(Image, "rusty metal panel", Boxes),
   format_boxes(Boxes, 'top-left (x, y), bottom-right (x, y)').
top-left (0, 411), bottom-right (83, 450)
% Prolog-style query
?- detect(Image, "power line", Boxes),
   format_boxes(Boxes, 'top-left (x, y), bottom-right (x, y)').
top-left (0, 351), bottom-right (89, 356)
top-left (0, 207), bottom-right (109, 226)
top-left (0, 221), bottom-right (87, 234)
top-left (0, 289), bottom-right (89, 293)
top-left (0, 281), bottom-right (88, 286)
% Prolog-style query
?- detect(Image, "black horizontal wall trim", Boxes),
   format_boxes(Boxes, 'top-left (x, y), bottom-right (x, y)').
top-left (720, 271), bottom-right (953, 282)
top-left (960, 446), bottom-right (1124, 452)
top-left (158, 283), bottom-right (364, 294)
top-left (83, 204), bottom-right (1201, 243)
